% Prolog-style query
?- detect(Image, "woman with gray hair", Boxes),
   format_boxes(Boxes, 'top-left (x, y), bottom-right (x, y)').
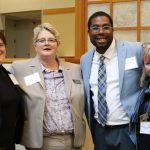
top-left (131, 42), bottom-right (150, 150)
top-left (11, 23), bottom-right (85, 150)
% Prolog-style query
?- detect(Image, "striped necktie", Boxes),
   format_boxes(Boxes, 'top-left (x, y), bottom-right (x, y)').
top-left (98, 55), bottom-right (108, 126)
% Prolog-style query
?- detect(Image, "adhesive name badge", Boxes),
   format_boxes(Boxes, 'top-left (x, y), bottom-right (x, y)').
top-left (140, 122), bottom-right (150, 134)
top-left (24, 72), bottom-right (41, 86)
top-left (8, 74), bottom-right (19, 85)
top-left (125, 57), bottom-right (138, 70)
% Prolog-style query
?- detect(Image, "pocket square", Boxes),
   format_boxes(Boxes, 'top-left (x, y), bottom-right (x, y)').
top-left (72, 79), bottom-right (81, 84)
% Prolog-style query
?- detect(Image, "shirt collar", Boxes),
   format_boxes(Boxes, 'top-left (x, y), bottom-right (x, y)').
top-left (41, 59), bottom-right (63, 73)
top-left (94, 38), bottom-right (116, 61)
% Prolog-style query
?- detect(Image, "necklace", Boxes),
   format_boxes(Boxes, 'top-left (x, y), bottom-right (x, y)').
top-left (140, 99), bottom-right (150, 121)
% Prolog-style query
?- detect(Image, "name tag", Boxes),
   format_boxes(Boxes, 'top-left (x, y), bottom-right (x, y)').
top-left (125, 57), bottom-right (138, 70)
top-left (140, 122), bottom-right (150, 134)
top-left (24, 72), bottom-right (40, 86)
top-left (72, 79), bottom-right (81, 84)
top-left (8, 74), bottom-right (19, 85)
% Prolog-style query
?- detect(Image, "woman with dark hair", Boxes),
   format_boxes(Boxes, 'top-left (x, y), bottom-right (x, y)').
top-left (0, 32), bottom-right (25, 150)
top-left (0, 32), bottom-right (6, 61)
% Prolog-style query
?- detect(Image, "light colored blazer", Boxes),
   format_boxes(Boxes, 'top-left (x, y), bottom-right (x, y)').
top-left (11, 57), bottom-right (85, 148)
top-left (80, 40), bottom-right (143, 144)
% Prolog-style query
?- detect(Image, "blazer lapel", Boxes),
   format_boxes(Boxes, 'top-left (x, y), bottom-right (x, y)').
top-left (85, 49), bottom-right (95, 92)
top-left (61, 63), bottom-right (72, 101)
top-left (29, 57), bottom-right (45, 89)
top-left (87, 51), bottom-right (94, 80)
top-left (117, 41), bottom-right (127, 92)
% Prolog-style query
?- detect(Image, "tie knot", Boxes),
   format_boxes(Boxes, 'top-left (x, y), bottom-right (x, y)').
top-left (100, 55), bottom-right (105, 62)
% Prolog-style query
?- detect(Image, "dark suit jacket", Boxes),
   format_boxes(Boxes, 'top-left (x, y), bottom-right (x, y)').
top-left (0, 65), bottom-right (25, 149)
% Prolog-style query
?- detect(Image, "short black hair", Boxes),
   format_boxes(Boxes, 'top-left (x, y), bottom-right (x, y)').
top-left (0, 31), bottom-right (6, 46)
top-left (88, 11), bottom-right (113, 30)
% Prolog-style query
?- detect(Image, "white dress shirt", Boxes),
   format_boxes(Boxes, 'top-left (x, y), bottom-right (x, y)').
top-left (90, 38), bottom-right (130, 125)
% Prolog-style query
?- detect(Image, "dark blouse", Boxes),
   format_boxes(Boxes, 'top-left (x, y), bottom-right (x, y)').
top-left (137, 90), bottom-right (150, 150)
top-left (0, 65), bottom-right (25, 150)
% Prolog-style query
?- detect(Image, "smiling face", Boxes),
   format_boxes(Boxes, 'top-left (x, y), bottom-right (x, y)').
top-left (34, 29), bottom-right (58, 60)
top-left (88, 15), bottom-right (113, 54)
top-left (0, 38), bottom-right (6, 61)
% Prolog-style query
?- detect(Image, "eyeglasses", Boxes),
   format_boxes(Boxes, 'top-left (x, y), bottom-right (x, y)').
top-left (36, 38), bottom-right (57, 45)
top-left (90, 25), bottom-right (112, 32)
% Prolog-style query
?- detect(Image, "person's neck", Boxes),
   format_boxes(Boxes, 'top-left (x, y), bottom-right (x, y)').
top-left (41, 57), bottom-right (59, 71)
top-left (96, 49), bottom-right (106, 54)
top-left (96, 40), bottom-right (113, 54)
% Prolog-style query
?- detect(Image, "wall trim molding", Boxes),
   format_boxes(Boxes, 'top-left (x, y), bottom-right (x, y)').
top-left (43, 7), bottom-right (75, 15)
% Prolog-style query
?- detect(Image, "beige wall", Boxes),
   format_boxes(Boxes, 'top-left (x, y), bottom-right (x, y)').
top-left (43, 0), bottom-right (75, 9)
top-left (42, 13), bottom-right (75, 57)
top-left (0, 0), bottom-right (76, 57)
top-left (0, 0), bottom-right (75, 13)
top-left (0, 0), bottom-right (42, 13)
top-left (42, 0), bottom-right (75, 57)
